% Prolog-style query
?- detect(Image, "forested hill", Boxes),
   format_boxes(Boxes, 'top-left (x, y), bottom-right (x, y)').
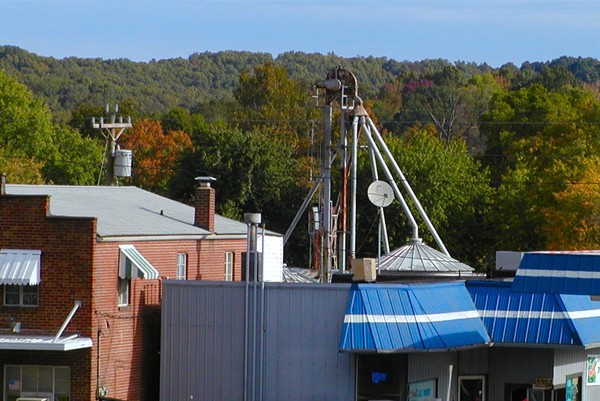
top-left (1, 45), bottom-right (599, 122)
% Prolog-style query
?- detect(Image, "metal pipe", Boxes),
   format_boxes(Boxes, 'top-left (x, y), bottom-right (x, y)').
top-left (349, 116), bottom-right (359, 259)
top-left (53, 301), bottom-right (81, 342)
top-left (360, 121), bottom-right (419, 239)
top-left (366, 128), bottom-right (390, 254)
top-left (259, 224), bottom-right (266, 401)
top-left (322, 105), bottom-right (332, 282)
top-left (366, 117), bottom-right (450, 255)
top-left (339, 107), bottom-right (348, 272)
top-left (243, 222), bottom-right (251, 401)
top-left (283, 180), bottom-right (321, 245)
top-left (252, 226), bottom-right (258, 400)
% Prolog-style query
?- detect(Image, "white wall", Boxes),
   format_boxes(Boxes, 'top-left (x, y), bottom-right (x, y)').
top-left (257, 234), bottom-right (283, 282)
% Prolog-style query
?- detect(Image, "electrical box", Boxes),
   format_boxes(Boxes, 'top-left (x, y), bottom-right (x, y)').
top-left (352, 258), bottom-right (377, 282)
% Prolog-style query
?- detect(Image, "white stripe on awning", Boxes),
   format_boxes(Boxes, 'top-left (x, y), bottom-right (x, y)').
top-left (0, 249), bottom-right (41, 285)
top-left (119, 245), bottom-right (159, 279)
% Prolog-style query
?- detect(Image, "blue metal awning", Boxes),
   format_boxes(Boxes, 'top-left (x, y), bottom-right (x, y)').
top-left (339, 282), bottom-right (491, 353)
top-left (511, 252), bottom-right (600, 295)
top-left (466, 280), bottom-right (600, 347)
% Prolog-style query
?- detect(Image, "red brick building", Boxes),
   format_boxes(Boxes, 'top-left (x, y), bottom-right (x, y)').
top-left (0, 180), bottom-right (281, 401)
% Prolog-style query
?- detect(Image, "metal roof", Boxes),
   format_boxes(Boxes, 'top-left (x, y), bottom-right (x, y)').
top-left (377, 238), bottom-right (474, 274)
top-left (466, 280), bottom-right (600, 347)
top-left (282, 267), bottom-right (319, 283)
top-left (0, 335), bottom-right (92, 351)
top-left (5, 185), bottom-right (254, 238)
top-left (339, 282), bottom-right (491, 352)
top-left (511, 252), bottom-right (600, 295)
top-left (0, 249), bottom-right (41, 285)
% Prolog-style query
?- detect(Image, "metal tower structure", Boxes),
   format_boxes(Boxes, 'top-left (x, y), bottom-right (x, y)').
top-left (92, 104), bottom-right (132, 186)
top-left (285, 66), bottom-right (457, 283)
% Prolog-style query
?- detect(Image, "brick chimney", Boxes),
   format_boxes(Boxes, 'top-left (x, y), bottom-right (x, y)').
top-left (194, 176), bottom-right (216, 233)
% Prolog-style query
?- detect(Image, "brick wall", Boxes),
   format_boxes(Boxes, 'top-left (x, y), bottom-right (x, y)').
top-left (0, 195), bottom-right (96, 337)
top-left (0, 194), bottom-right (250, 401)
top-left (0, 195), bottom-right (96, 401)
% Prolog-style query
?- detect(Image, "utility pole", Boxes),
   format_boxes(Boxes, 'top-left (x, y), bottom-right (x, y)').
top-left (92, 104), bottom-right (132, 186)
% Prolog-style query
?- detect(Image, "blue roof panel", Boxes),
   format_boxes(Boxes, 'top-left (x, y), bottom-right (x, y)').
top-left (466, 280), bottom-right (600, 347)
top-left (339, 282), bottom-right (491, 352)
top-left (511, 252), bottom-right (600, 295)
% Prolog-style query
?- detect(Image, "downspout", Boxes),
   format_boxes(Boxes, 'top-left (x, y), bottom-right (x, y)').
top-left (259, 224), bottom-right (266, 401)
top-left (243, 222), bottom-right (251, 401)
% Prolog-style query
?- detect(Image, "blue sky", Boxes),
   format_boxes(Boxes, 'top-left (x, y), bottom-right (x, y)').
top-left (1, 0), bottom-right (598, 67)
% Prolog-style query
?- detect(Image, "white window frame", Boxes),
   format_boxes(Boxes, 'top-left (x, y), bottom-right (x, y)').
top-left (176, 253), bottom-right (187, 280)
top-left (3, 285), bottom-right (39, 307)
top-left (458, 375), bottom-right (487, 401)
top-left (117, 277), bottom-right (130, 307)
top-left (224, 251), bottom-right (234, 281)
top-left (4, 364), bottom-right (70, 401)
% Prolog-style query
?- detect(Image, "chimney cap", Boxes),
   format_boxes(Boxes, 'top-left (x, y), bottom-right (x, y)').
top-left (195, 176), bottom-right (217, 187)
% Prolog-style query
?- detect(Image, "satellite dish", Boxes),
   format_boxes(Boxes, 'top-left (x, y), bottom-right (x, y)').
top-left (367, 180), bottom-right (394, 207)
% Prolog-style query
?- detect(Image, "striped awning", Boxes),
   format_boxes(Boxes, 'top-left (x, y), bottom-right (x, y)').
top-left (467, 280), bottom-right (600, 347)
top-left (511, 252), bottom-right (600, 296)
top-left (119, 245), bottom-right (159, 279)
top-left (0, 249), bottom-right (41, 285)
top-left (339, 282), bottom-right (491, 353)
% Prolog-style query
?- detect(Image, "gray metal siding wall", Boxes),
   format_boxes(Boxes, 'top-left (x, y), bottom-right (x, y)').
top-left (554, 348), bottom-right (600, 401)
top-left (408, 351), bottom-right (458, 401)
top-left (160, 281), bottom-right (355, 401)
top-left (160, 281), bottom-right (247, 401)
top-left (262, 284), bottom-right (354, 400)
top-left (488, 347), bottom-right (553, 401)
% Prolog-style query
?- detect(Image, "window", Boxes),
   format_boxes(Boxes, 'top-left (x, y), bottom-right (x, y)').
top-left (3, 285), bottom-right (38, 306)
top-left (459, 375), bottom-right (486, 401)
top-left (118, 277), bottom-right (130, 306)
top-left (224, 251), bottom-right (233, 281)
top-left (356, 354), bottom-right (405, 401)
top-left (176, 253), bottom-right (187, 280)
top-left (4, 365), bottom-right (70, 401)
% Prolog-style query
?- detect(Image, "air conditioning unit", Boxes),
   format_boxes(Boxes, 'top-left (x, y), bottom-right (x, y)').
top-left (352, 258), bottom-right (377, 282)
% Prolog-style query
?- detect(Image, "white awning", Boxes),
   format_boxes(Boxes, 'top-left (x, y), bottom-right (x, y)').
top-left (0, 335), bottom-right (92, 351)
top-left (0, 249), bottom-right (41, 285)
top-left (119, 245), bottom-right (159, 279)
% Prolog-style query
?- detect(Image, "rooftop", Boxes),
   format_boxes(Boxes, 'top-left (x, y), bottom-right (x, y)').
top-left (5, 185), bottom-right (254, 239)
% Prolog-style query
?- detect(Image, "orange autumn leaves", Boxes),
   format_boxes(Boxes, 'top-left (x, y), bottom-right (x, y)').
top-left (119, 119), bottom-right (191, 193)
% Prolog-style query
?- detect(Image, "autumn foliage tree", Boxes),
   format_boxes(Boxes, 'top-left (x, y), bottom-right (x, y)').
top-left (540, 158), bottom-right (600, 249)
top-left (120, 119), bottom-right (192, 194)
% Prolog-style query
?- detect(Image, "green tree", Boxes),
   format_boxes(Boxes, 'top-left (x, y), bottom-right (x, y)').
top-left (0, 147), bottom-right (44, 184)
top-left (481, 84), bottom-right (600, 250)
top-left (43, 125), bottom-right (103, 185)
top-left (0, 69), bottom-right (54, 159)
top-left (233, 62), bottom-right (319, 144)
top-left (355, 125), bottom-right (493, 269)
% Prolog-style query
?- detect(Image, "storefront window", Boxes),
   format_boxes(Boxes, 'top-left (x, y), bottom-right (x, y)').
top-left (356, 354), bottom-right (405, 401)
top-left (4, 365), bottom-right (70, 401)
